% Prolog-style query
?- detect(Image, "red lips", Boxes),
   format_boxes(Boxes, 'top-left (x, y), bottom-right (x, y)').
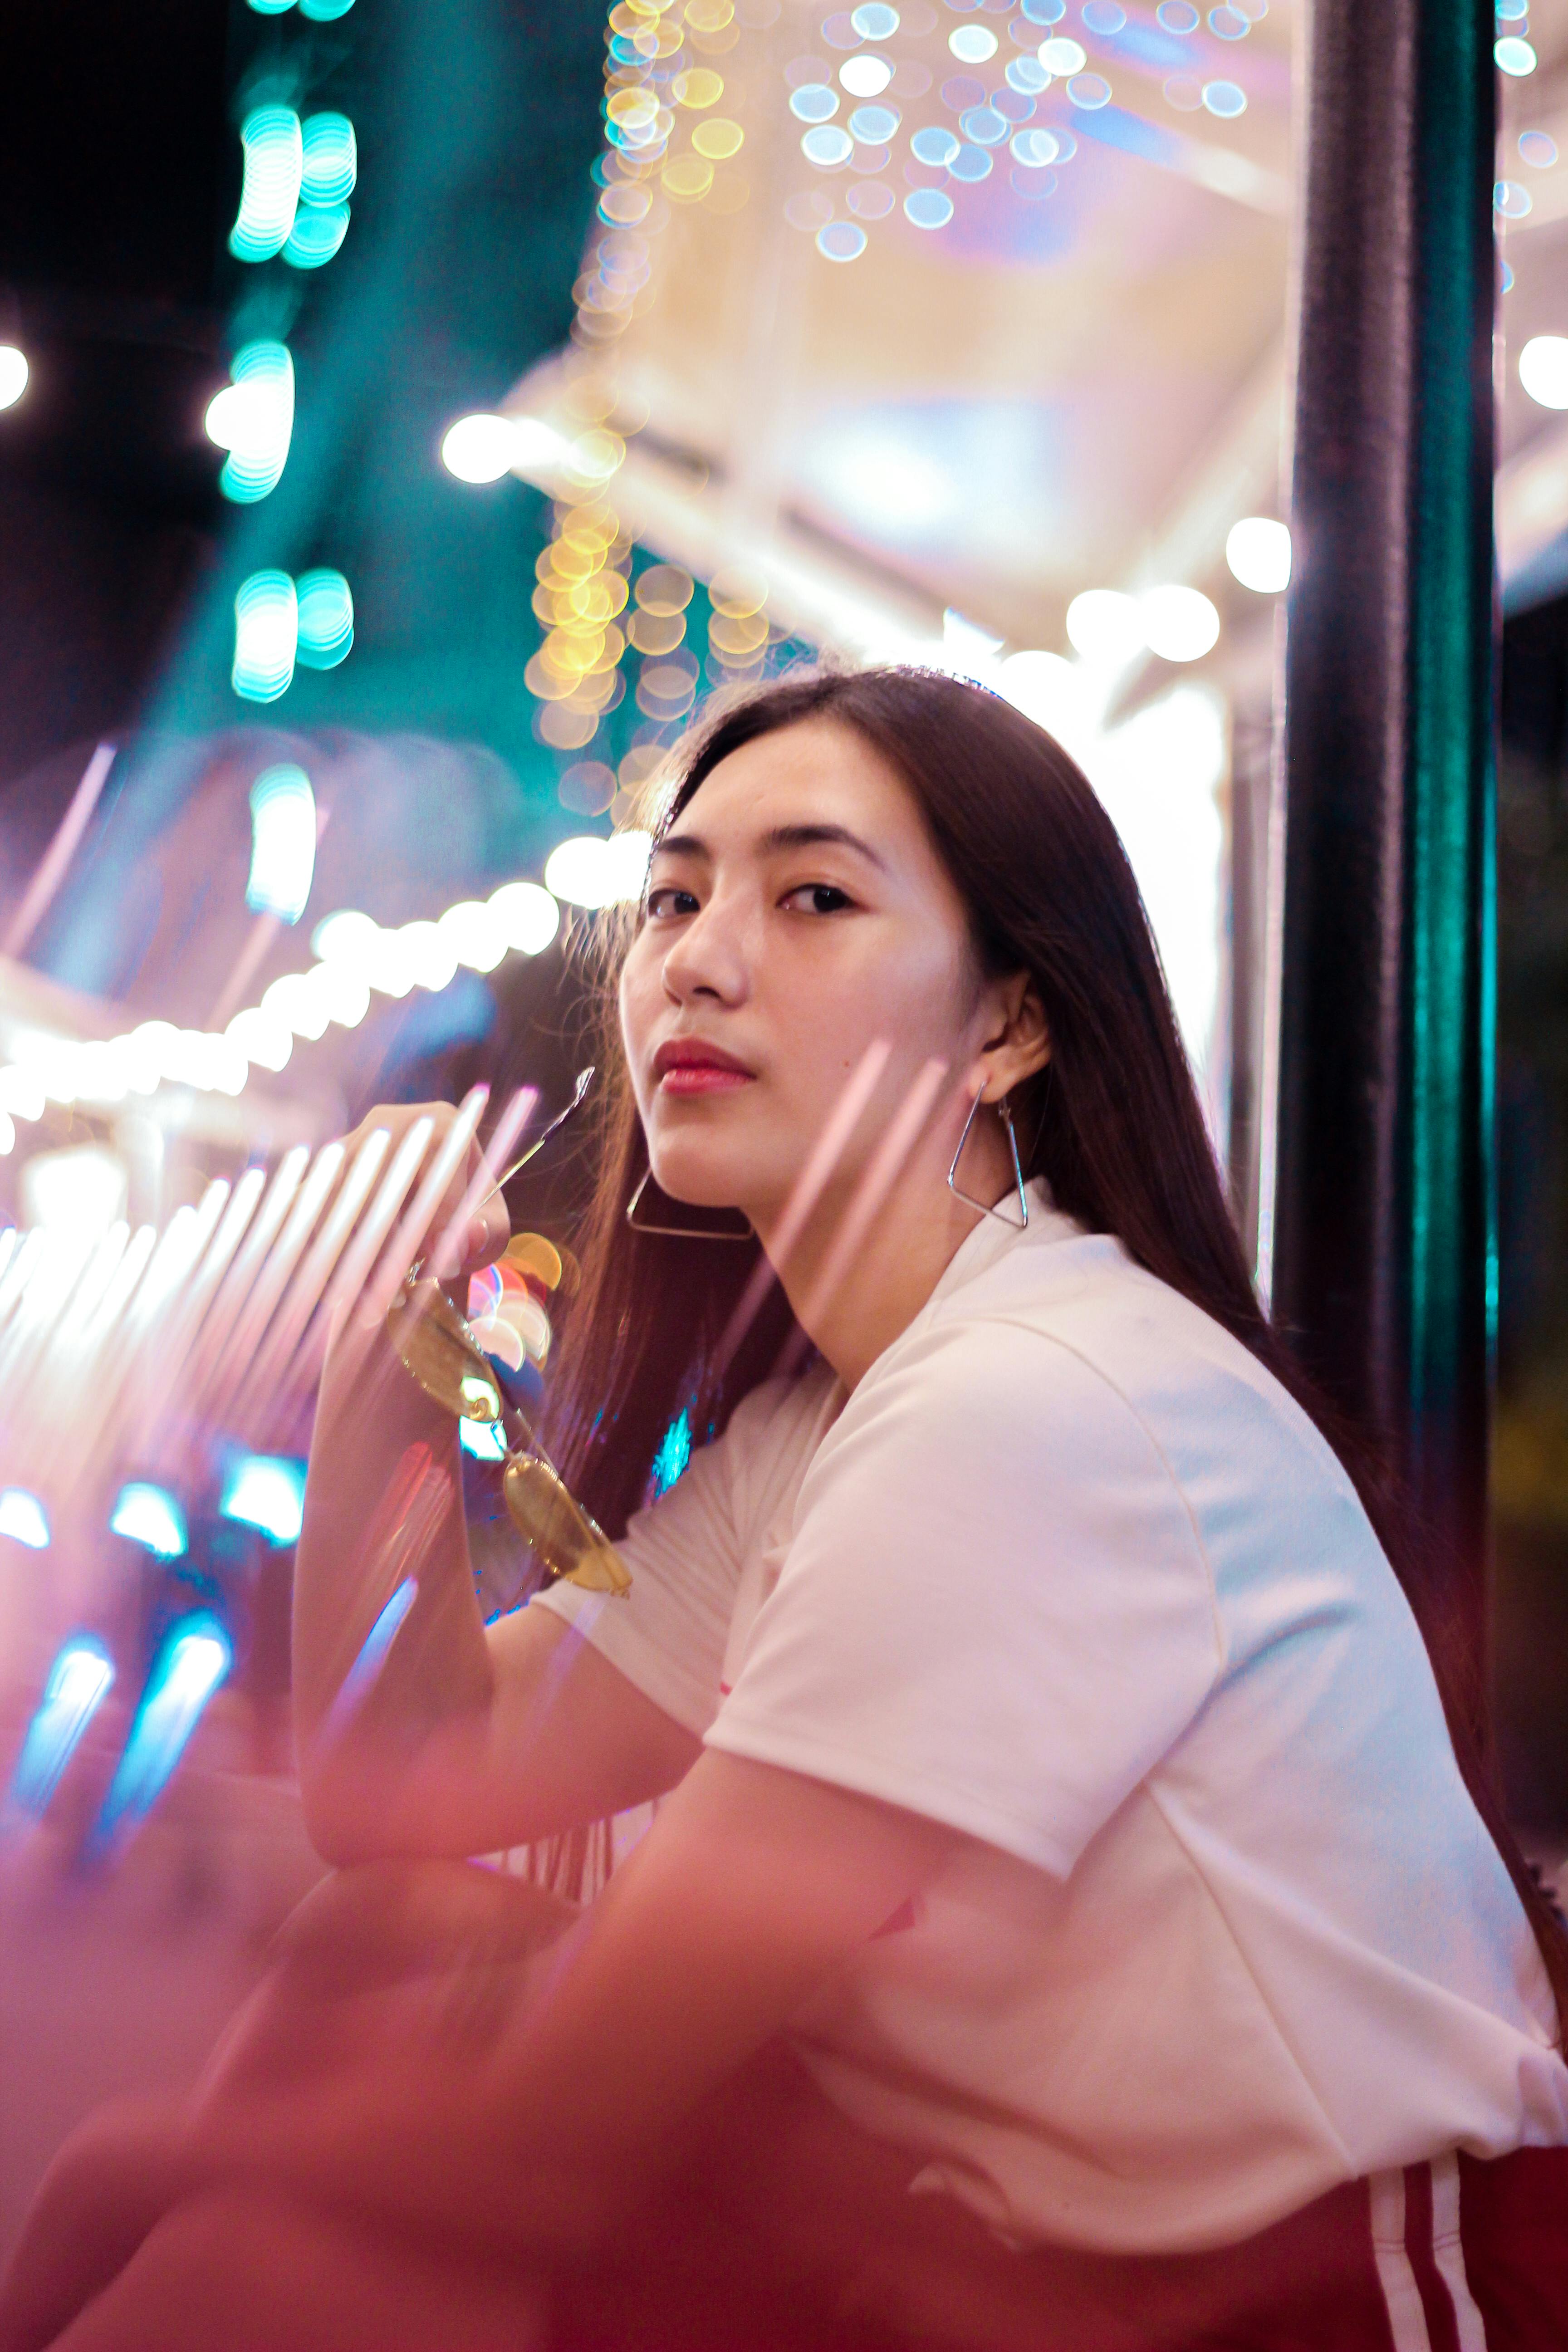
top-left (653, 1038), bottom-right (755, 1095)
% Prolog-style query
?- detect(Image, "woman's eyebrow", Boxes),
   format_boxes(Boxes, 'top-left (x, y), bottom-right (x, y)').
top-left (654, 822), bottom-right (888, 870)
top-left (653, 829), bottom-right (710, 862)
top-left (759, 822), bottom-right (887, 870)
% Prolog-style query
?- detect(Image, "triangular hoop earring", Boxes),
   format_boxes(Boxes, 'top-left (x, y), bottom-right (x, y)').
top-left (626, 1166), bottom-right (755, 1242)
top-left (946, 1092), bottom-right (1029, 1229)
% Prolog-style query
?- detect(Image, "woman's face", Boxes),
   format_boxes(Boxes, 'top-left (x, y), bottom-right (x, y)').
top-left (619, 716), bottom-right (1019, 1235)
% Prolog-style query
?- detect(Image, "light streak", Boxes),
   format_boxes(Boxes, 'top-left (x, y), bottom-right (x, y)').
top-left (710, 1039), bottom-right (892, 1388)
top-left (225, 1127), bottom-right (389, 1430)
top-left (359, 1086), bottom-right (490, 1331)
top-left (424, 1086), bottom-right (539, 1283)
top-left (6, 1638), bottom-right (114, 1820)
top-left (91, 1615), bottom-right (232, 1849)
top-left (204, 1145), bottom-right (343, 1432)
top-left (281, 1117), bottom-right (435, 1405)
top-left (321, 1577), bottom-right (417, 1742)
top-left (791, 1057), bottom-right (952, 1343)
top-left (1, 744), bottom-right (116, 960)
top-left (183, 1147), bottom-right (309, 1400)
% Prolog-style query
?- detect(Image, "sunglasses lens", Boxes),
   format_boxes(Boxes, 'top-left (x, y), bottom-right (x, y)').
top-left (387, 1281), bottom-right (502, 1424)
top-left (502, 1455), bottom-right (630, 1596)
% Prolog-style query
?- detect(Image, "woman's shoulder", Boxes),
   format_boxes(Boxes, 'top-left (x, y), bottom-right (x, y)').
top-left (872, 1224), bottom-right (1372, 1541)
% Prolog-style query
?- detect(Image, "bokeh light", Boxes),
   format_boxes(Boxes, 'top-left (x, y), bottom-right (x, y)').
top-left (206, 339), bottom-right (294, 504)
top-left (0, 1489), bottom-right (50, 1549)
top-left (1520, 336), bottom-right (1568, 411)
top-left (1141, 584), bottom-right (1220, 663)
top-left (441, 413), bottom-right (519, 482)
top-left (247, 764), bottom-right (318, 924)
top-left (1225, 516), bottom-right (1292, 593)
top-left (300, 111), bottom-right (358, 205)
top-left (1495, 36), bottom-right (1537, 76)
top-left (295, 569), bottom-right (355, 668)
top-left (949, 25), bottom-right (999, 61)
top-left (232, 572), bottom-right (299, 703)
top-left (840, 54), bottom-right (893, 95)
top-left (0, 347), bottom-right (29, 411)
top-left (110, 1483), bottom-right (189, 1558)
top-left (1066, 588), bottom-right (1145, 665)
top-left (230, 106), bottom-right (303, 263)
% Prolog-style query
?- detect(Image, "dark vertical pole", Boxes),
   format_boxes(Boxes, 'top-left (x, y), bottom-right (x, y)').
top-left (1273, 2), bottom-right (1497, 1722)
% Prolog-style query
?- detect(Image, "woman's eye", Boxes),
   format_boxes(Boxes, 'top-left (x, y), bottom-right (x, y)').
top-left (782, 883), bottom-right (853, 916)
top-left (647, 885), bottom-right (701, 918)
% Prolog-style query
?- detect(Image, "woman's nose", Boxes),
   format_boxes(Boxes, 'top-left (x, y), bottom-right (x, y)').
top-left (661, 894), bottom-right (750, 1006)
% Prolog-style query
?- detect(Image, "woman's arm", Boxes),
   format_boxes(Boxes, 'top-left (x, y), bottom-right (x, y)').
top-left (293, 1102), bottom-right (699, 1865)
top-left (198, 1751), bottom-right (960, 2251)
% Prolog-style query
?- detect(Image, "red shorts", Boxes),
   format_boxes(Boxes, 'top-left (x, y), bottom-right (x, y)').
top-left (551, 2049), bottom-right (1568, 2352)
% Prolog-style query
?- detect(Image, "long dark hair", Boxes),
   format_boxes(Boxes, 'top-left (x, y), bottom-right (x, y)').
top-left (545, 665), bottom-right (1568, 2039)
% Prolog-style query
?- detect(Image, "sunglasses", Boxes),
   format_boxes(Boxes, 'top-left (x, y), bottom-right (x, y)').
top-left (386, 1070), bottom-right (630, 1598)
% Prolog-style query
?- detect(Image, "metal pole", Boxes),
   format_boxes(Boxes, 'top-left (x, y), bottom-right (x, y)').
top-left (1272, 1), bottom-right (1497, 1722)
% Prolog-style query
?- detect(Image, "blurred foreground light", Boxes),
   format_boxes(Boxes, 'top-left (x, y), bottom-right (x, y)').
top-left (997, 649), bottom-right (1088, 743)
top-left (230, 106), bottom-right (303, 262)
top-left (0, 346), bottom-right (29, 411)
top-left (206, 340), bottom-right (294, 504)
top-left (1141, 584), bottom-right (1220, 662)
top-left (1495, 36), bottom-right (1537, 75)
top-left (840, 53), bottom-right (892, 93)
top-left (22, 1146), bottom-right (127, 1238)
top-left (296, 568), bottom-right (354, 668)
top-left (300, 111), bottom-right (357, 205)
top-left (284, 202), bottom-right (351, 270)
top-left (222, 1455), bottom-right (306, 1544)
top-left (544, 832), bottom-right (653, 908)
top-left (93, 1615), bottom-right (231, 1847)
top-left (1520, 335), bottom-right (1568, 411)
top-left (442, 414), bottom-right (521, 483)
top-left (7, 1638), bottom-right (114, 1821)
top-left (233, 570), bottom-right (298, 702)
top-left (0, 1489), bottom-right (50, 1549)
top-left (110, 1482), bottom-right (188, 1559)
top-left (1065, 588), bottom-right (1146, 666)
top-left (247, 763), bottom-right (317, 923)
top-left (226, 1007), bottom-right (293, 1072)
top-left (488, 880), bottom-right (562, 953)
top-left (1225, 515), bottom-right (1292, 593)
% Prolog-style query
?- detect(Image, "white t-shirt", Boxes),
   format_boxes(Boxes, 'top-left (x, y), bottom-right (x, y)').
top-left (535, 1191), bottom-right (1568, 2253)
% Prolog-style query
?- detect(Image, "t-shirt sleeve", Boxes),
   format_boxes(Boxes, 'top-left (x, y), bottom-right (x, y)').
top-left (529, 1379), bottom-right (789, 1736)
top-left (704, 1319), bottom-right (1224, 1875)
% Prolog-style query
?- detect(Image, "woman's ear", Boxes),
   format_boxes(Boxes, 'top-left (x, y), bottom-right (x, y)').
top-left (978, 975), bottom-right (1051, 1101)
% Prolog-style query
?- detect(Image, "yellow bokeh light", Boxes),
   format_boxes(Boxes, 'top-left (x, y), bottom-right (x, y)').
top-left (673, 67), bottom-right (724, 106)
top-left (692, 117), bottom-right (743, 160)
top-left (684, 0), bottom-right (733, 24)
top-left (628, 608), bottom-right (686, 655)
top-left (662, 153), bottom-right (714, 200)
top-left (709, 572), bottom-right (768, 619)
top-left (636, 564), bottom-right (695, 617)
top-left (709, 610), bottom-right (769, 656)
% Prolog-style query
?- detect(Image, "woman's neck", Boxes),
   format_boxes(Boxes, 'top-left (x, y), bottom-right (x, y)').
top-left (758, 1117), bottom-right (1016, 1389)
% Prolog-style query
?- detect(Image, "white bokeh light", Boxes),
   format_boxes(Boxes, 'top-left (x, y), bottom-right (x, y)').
top-left (0, 346), bottom-right (30, 411)
top-left (1140, 585), bottom-right (1220, 663)
top-left (1066, 588), bottom-right (1146, 666)
top-left (1520, 336), bottom-right (1568, 411)
top-left (1225, 516), bottom-right (1292, 594)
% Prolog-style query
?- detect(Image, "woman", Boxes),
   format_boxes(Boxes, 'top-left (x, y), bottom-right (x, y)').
top-left (5, 666), bottom-right (1568, 2351)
